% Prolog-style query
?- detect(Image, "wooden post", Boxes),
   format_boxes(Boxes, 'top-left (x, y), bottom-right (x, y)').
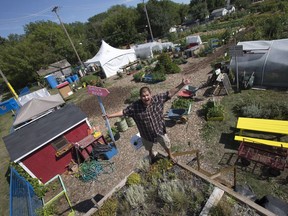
top-left (196, 151), bottom-right (201, 170)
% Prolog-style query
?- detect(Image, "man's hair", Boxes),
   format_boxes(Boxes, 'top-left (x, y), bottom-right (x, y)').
top-left (139, 86), bottom-right (151, 96)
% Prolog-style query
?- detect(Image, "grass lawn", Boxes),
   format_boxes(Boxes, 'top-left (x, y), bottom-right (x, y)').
top-left (0, 112), bottom-right (14, 215)
top-left (0, 86), bottom-right (90, 214)
top-left (201, 88), bottom-right (288, 202)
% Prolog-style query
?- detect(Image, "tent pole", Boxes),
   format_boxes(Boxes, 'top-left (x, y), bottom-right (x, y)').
top-left (0, 69), bottom-right (18, 99)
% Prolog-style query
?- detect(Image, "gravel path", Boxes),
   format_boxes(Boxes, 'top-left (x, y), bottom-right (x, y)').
top-left (62, 47), bottom-right (229, 215)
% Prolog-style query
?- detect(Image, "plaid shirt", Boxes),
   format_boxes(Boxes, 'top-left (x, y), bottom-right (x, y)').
top-left (123, 92), bottom-right (170, 142)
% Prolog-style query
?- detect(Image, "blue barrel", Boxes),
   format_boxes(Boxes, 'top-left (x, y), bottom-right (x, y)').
top-left (71, 74), bottom-right (79, 82)
top-left (65, 77), bottom-right (73, 83)
top-left (45, 75), bottom-right (58, 89)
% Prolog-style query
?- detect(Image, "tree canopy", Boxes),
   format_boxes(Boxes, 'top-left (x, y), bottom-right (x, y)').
top-left (0, 0), bottom-right (287, 90)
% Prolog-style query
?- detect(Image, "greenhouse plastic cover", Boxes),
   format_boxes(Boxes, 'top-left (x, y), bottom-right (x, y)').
top-left (18, 88), bottom-right (50, 106)
top-left (230, 39), bottom-right (288, 87)
top-left (132, 41), bottom-right (163, 59)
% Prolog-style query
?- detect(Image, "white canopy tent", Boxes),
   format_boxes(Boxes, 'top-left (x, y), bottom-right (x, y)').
top-left (85, 40), bottom-right (137, 78)
top-left (13, 94), bottom-right (65, 127)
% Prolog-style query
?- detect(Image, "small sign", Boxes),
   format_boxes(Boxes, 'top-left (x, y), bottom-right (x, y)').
top-left (229, 45), bottom-right (243, 57)
top-left (87, 85), bottom-right (110, 97)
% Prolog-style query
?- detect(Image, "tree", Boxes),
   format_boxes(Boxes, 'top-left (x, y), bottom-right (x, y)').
top-left (189, 0), bottom-right (209, 21)
top-left (100, 5), bottom-right (140, 47)
top-left (138, 0), bottom-right (184, 39)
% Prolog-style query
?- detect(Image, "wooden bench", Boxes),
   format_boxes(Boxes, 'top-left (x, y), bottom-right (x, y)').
top-left (234, 117), bottom-right (288, 170)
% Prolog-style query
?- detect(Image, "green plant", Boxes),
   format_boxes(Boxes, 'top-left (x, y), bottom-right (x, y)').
top-left (172, 98), bottom-right (193, 110)
top-left (10, 163), bottom-right (48, 198)
top-left (207, 105), bottom-right (224, 118)
top-left (36, 203), bottom-right (56, 216)
top-left (93, 197), bottom-right (118, 216)
top-left (105, 126), bottom-right (119, 142)
top-left (154, 53), bottom-right (180, 74)
top-left (126, 173), bottom-right (141, 186)
top-left (158, 180), bottom-right (185, 204)
top-left (126, 88), bottom-right (139, 104)
top-left (80, 75), bottom-right (103, 87)
top-left (133, 71), bottom-right (145, 82)
top-left (125, 184), bottom-right (146, 209)
top-left (135, 64), bottom-right (142, 70)
top-left (151, 71), bottom-right (166, 83)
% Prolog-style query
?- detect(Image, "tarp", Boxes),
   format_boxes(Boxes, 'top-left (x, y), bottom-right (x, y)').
top-left (18, 88), bottom-right (50, 106)
top-left (132, 42), bottom-right (163, 59)
top-left (85, 40), bottom-right (137, 78)
top-left (230, 39), bottom-right (288, 87)
top-left (0, 98), bottom-right (20, 115)
top-left (13, 94), bottom-right (65, 126)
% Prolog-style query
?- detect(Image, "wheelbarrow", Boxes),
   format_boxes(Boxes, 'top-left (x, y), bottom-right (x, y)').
top-left (178, 85), bottom-right (199, 98)
top-left (166, 108), bottom-right (188, 123)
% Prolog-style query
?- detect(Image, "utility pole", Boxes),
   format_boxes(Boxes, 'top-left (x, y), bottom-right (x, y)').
top-left (52, 6), bottom-right (85, 70)
top-left (143, 0), bottom-right (154, 42)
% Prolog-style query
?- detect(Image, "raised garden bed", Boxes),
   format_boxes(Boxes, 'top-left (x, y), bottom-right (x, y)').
top-left (39, 175), bottom-right (74, 216)
top-left (94, 157), bottom-right (211, 215)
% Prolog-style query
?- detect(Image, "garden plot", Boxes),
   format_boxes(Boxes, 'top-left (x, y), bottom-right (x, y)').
top-left (92, 156), bottom-right (264, 216)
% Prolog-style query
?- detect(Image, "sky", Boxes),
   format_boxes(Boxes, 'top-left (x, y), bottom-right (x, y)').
top-left (0, 0), bottom-right (190, 38)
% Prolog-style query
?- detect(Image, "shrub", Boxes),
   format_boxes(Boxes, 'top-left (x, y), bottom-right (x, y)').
top-left (158, 180), bottom-right (185, 204)
top-left (154, 53), bottom-right (180, 74)
top-left (105, 126), bottom-right (119, 142)
top-left (151, 72), bottom-right (166, 83)
top-left (237, 101), bottom-right (288, 120)
top-left (81, 75), bottom-right (103, 87)
top-left (126, 173), bottom-right (141, 186)
top-left (136, 64), bottom-right (142, 70)
top-left (241, 103), bottom-right (263, 118)
top-left (202, 100), bottom-right (216, 115)
top-left (94, 197), bottom-right (118, 216)
top-left (125, 185), bottom-right (146, 209)
top-left (133, 71), bottom-right (145, 82)
top-left (10, 163), bottom-right (48, 198)
top-left (36, 203), bottom-right (56, 216)
top-left (126, 88), bottom-right (139, 104)
top-left (207, 105), bottom-right (224, 118)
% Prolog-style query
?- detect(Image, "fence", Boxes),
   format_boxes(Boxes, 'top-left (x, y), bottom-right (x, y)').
top-left (9, 167), bottom-right (42, 216)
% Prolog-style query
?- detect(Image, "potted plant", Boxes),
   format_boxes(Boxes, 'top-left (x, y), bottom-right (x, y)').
top-left (105, 126), bottom-right (120, 142)
top-left (172, 98), bottom-right (193, 114)
top-left (203, 101), bottom-right (224, 121)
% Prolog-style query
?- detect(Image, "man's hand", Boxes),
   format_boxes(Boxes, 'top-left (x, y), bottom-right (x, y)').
top-left (168, 77), bottom-right (191, 98)
top-left (182, 77), bottom-right (190, 86)
top-left (102, 114), bottom-right (109, 120)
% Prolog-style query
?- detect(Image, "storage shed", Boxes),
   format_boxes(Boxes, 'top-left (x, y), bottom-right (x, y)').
top-left (3, 104), bottom-right (91, 183)
top-left (57, 81), bottom-right (73, 99)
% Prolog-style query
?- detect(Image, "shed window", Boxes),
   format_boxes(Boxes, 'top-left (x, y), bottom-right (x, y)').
top-left (51, 136), bottom-right (69, 151)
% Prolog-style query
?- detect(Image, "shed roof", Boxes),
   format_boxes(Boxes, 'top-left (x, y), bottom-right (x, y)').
top-left (3, 103), bottom-right (87, 162)
top-left (37, 59), bottom-right (71, 76)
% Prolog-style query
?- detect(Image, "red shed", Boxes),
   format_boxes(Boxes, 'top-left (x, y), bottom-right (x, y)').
top-left (3, 103), bottom-right (91, 183)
